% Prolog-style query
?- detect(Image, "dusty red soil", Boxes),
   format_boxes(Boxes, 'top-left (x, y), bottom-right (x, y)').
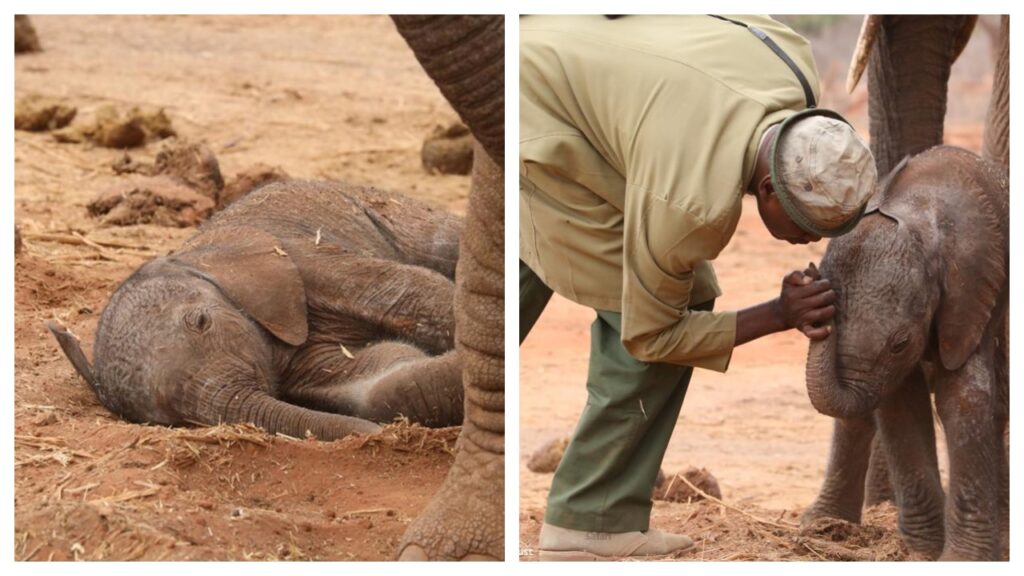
top-left (15, 15), bottom-right (469, 561)
top-left (519, 15), bottom-right (997, 561)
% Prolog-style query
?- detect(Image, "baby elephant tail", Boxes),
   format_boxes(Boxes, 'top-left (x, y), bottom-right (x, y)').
top-left (47, 321), bottom-right (98, 392)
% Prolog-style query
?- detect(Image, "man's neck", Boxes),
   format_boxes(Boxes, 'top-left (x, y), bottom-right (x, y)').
top-left (748, 125), bottom-right (777, 193)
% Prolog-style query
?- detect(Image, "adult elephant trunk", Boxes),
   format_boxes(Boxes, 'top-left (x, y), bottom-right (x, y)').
top-left (391, 15), bottom-right (504, 166)
top-left (983, 16), bottom-right (1009, 166)
top-left (391, 15), bottom-right (505, 561)
top-left (805, 333), bottom-right (881, 420)
top-left (191, 383), bottom-right (381, 440)
top-left (849, 16), bottom-right (976, 175)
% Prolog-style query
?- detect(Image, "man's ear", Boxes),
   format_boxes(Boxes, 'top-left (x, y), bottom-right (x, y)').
top-left (756, 174), bottom-right (774, 202)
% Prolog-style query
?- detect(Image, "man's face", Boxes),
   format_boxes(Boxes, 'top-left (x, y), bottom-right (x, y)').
top-left (755, 181), bottom-right (822, 245)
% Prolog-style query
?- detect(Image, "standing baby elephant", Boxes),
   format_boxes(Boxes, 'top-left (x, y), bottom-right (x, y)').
top-left (803, 146), bottom-right (1008, 560)
top-left (50, 180), bottom-right (466, 439)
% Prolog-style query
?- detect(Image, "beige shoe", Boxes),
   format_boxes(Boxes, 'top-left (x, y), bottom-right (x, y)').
top-left (538, 522), bottom-right (694, 561)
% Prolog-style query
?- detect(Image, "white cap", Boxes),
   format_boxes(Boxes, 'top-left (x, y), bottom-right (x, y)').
top-left (771, 110), bottom-right (877, 237)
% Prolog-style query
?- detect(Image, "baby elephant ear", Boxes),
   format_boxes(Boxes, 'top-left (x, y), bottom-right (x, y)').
top-left (934, 156), bottom-right (1008, 371)
top-left (174, 226), bottom-right (308, 346)
top-left (866, 155), bottom-right (910, 215)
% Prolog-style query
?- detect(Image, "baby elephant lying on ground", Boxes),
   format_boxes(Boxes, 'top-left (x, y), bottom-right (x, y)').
top-left (50, 180), bottom-right (465, 439)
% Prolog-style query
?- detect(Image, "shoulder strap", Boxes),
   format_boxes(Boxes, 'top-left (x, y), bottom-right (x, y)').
top-left (709, 15), bottom-right (817, 109)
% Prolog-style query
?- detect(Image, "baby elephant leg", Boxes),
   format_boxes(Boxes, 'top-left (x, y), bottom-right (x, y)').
top-left (875, 367), bottom-right (945, 559)
top-left (284, 342), bottom-right (463, 428)
top-left (864, 435), bottom-right (895, 506)
top-left (358, 190), bottom-right (462, 280)
top-left (303, 256), bottom-right (456, 355)
top-left (355, 345), bottom-right (463, 427)
top-left (802, 415), bottom-right (875, 526)
top-left (934, 349), bottom-right (1003, 561)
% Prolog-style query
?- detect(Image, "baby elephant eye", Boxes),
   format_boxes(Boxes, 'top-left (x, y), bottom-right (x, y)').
top-left (185, 308), bottom-right (213, 334)
top-left (890, 335), bottom-right (910, 354)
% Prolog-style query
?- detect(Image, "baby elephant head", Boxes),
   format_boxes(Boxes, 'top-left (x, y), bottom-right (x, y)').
top-left (49, 226), bottom-right (379, 439)
top-left (805, 147), bottom-right (1008, 419)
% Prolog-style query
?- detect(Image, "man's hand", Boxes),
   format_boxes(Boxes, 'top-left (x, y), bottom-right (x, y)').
top-left (773, 270), bottom-right (835, 340)
top-left (735, 265), bottom-right (837, 347)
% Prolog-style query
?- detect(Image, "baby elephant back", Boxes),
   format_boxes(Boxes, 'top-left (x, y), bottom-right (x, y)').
top-left (200, 179), bottom-right (462, 276)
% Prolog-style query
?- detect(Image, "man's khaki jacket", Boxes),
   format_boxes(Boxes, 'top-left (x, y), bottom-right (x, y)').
top-left (520, 15), bottom-right (819, 371)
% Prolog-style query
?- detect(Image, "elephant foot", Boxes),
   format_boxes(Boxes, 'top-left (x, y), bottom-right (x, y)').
top-left (799, 499), bottom-right (862, 528)
top-left (902, 538), bottom-right (943, 561)
top-left (397, 439), bottom-right (503, 560)
top-left (938, 550), bottom-right (992, 562)
top-left (936, 540), bottom-right (1000, 562)
top-left (898, 524), bottom-right (945, 560)
top-left (910, 547), bottom-right (943, 561)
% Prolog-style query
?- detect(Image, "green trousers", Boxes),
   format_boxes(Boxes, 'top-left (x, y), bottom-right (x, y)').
top-left (520, 261), bottom-right (710, 533)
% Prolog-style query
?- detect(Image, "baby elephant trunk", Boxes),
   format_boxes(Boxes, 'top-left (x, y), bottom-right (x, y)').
top-left (805, 333), bottom-right (881, 419)
top-left (192, 384), bottom-right (381, 441)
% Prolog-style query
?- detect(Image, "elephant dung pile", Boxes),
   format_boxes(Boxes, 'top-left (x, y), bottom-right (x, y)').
top-left (669, 501), bottom-right (909, 561)
top-left (14, 99), bottom-right (289, 228)
top-left (14, 96), bottom-right (175, 148)
top-left (15, 15), bottom-right (41, 53)
top-left (87, 175), bottom-right (215, 228)
top-left (421, 121), bottom-right (473, 175)
top-left (796, 513), bottom-right (909, 560)
top-left (92, 139), bottom-right (289, 227)
top-left (218, 163), bottom-right (290, 210)
top-left (53, 105), bottom-right (176, 148)
top-left (526, 437), bottom-right (724, 505)
top-left (15, 95), bottom-right (77, 132)
top-left (653, 467), bottom-right (722, 503)
top-left (526, 436), bottom-right (570, 473)
top-left (111, 139), bottom-right (224, 198)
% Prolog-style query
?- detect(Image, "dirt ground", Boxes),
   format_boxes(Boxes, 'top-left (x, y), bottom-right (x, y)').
top-left (519, 15), bottom-right (998, 561)
top-left (14, 15), bottom-right (470, 561)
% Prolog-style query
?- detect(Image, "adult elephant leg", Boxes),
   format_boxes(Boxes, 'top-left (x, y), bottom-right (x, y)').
top-left (397, 141), bottom-right (504, 560)
top-left (801, 416), bottom-right (875, 526)
top-left (864, 434), bottom-right (894, 506)
top-left (875, 367), bottom-right (945, 559)
top-left (392, 15), bottom-right (505, 561)
top-left (934, 349), bottom-right (1002, 560)
top-left (982, 15), bottom-right (1008, 166)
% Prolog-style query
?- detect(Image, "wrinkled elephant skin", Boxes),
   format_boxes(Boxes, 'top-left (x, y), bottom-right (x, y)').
top-left (803, 147), bottom-right (1008, 560)
top-left (392, 16), bottom-right (505, 561)
top-left (50, 180), bottom-right (467, 440)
